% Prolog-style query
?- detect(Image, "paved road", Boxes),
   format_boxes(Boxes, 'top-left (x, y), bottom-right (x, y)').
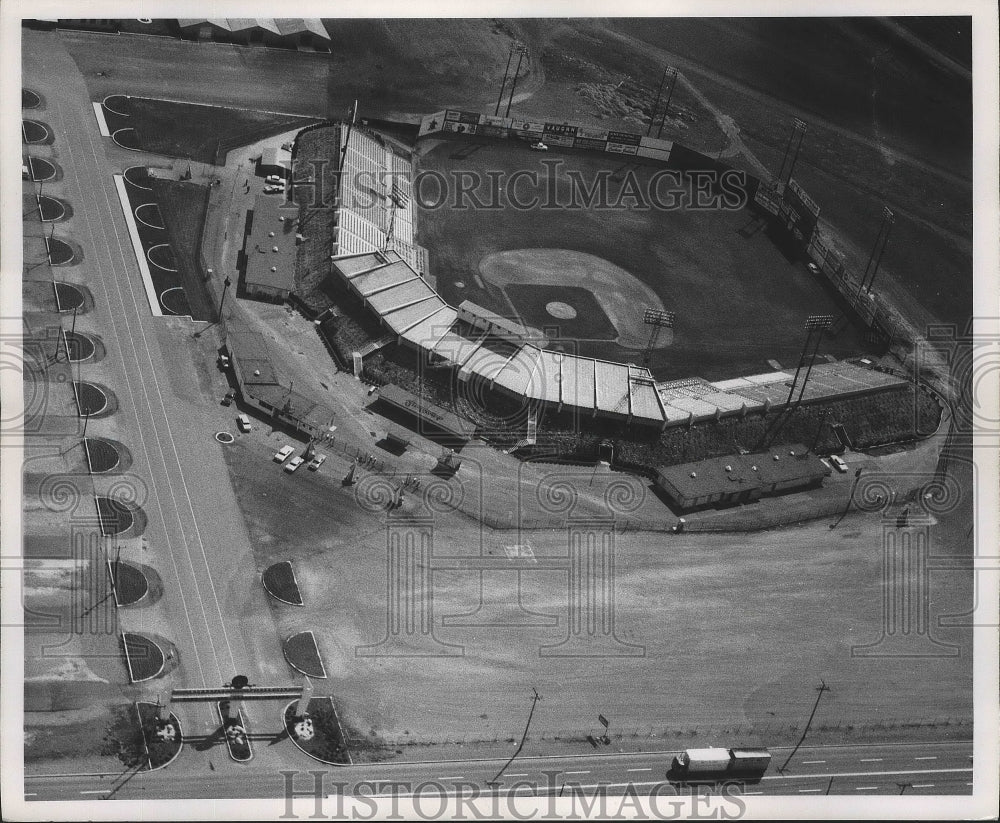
top-left (24, 741), bottom-right (975, 801)
top-left (23, 30), bottom-right (294, 745)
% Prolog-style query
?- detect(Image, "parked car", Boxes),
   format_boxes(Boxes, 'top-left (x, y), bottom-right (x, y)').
top-left (307, 454), bottom-right (327, 471)
top-left (264, 184), bottom-right (284, 194)
top-left (806, 262), bottom-right (820, 275)
top-left (829, 454), bottom-right (848, 473)
top-left (273, 445), bottom-right (295, 463)
top-left (221, 390), bottom-right (236, 406)
top-left (284, 456), bottom-right (305, 473)
top-left (265, 174), bottom-right (284, 184)
top-left (236, 414), bottom-right (251, 433)
top-left (218, 353), bottom-right (230, 369)
top-left (529, 141), bottom-right (548, 151)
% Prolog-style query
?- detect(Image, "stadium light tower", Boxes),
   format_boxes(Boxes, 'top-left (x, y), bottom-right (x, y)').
top-left (777, 118), bottom-right (808, 188)
top-left (656, 68), bottom-right (678, 139)
top-left (858, 206), bottom-right (895, 302)
top-left (504, 43), bottom-right (530, 119)
top-left (759, 314), bottom-right (833, 449)
top-left (495, 44), bottom-right (516, 117)
top-left (642, 308), bottom-right (675, 367)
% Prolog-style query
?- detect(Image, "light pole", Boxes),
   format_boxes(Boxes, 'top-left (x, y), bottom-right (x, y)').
top-left (218, 275), bottom-right (232, 320)
top-left (642, 308), bottom-right (676, 368)
top-left (856, 206), bottom-right (894, 306)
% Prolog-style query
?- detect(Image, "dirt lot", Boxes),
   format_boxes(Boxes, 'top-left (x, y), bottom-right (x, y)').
top-left (223, 434), bottom-right (972, 747)
top-left (415, 138), bottom-right (869, 381)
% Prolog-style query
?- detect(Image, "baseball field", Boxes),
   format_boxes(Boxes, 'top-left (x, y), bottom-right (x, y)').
top-left (415, 138), bottom-right (869, 381)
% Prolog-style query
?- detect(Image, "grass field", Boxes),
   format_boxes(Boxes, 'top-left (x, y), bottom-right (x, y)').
top-left (149, 179), bottom-right (213, 320)
top-left (124, 97), bottom-right (318, 165)
top-left (415, 138), bottom-right (869, 381)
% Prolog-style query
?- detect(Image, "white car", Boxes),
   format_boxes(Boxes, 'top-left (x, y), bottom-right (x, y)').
top-left (265, 174), bottom-right (284, 184)
top-left (829, 454), bottom-right (848, 473)
top-left (307, 454), bottom-right (327, 471)
top-left (806, 262), bottom-right (820, 275)
top-left (263, 184), bottom-right (284, 194)
top-left (284, 456), bottom-right (305, 473)
top-left (529, 141), bottom-right (548, 151)
top-left (236, 414), bottom-right (251, 433)
top-left (273, 445), bottom-right (294, 463)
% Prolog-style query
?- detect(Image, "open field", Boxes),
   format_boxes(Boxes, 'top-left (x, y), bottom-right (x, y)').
top-left (220, 435), bottom-right (972, 747)
top-left (415, 138), bottom-right (869, 381)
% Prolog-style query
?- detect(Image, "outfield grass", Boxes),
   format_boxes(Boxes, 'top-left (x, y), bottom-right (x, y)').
top-left (416, 139), bottom-right (871, 381)
top-left (129, 97), bottom-right (317, 164)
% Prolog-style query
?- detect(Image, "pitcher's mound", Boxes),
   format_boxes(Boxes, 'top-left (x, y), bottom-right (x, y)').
top-left (479, 249), bottom-right (669, 349)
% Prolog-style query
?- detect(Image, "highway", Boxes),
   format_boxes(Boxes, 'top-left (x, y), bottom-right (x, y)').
top-left (24, 741), bottom-right (974, 802)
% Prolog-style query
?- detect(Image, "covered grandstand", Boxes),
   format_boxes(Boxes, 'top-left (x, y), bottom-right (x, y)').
top-left (327, 250), bottom-right (908, 430)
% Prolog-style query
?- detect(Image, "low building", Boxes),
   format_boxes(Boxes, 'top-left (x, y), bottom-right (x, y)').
top-left (655, 444), bottom-right (830, 511)
top-left (258, 147), bottom-right (291, 179)
top-left (227, 326), bottom-right (335, 439)
top-left (243, 195), bottom-right (297, 302)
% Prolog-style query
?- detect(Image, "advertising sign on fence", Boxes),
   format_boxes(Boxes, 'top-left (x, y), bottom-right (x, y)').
top-left (606, 143), bottom-right (638, 155)
top-left (543, 134), bottom-right (576, 148)
top-left (418, 111), bottom-right (447, 137)
top-left (544, 122), bottom-right (579, 137)
top-left (573, 136), bottom-right (608, 151)
top-left (577, 126), bottom-right (609, 141)
top-left (444, 121), bottom-right (477, 135)
top-left (482, 115), bottom-right (512, 129)
top-left (514, 120), bottom-right (546, 133)
top-left (478, 124), bottom-right (507, 138)
top-left (608, 130), bottom-right (642, 146)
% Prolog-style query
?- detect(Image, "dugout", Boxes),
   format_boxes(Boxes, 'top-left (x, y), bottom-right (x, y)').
top-left (373, 383), bottom-right (476, 446)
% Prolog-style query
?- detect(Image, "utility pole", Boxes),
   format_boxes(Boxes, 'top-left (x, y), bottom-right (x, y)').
top-left (778, 680), bottom-right (830, 773)
top-left (488, 688), bottom-right (541, 786)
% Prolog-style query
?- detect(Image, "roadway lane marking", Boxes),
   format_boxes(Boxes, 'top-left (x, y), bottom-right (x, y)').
top-left (860, 758), bottom-right (882, 762)
top-left (627, 768), bottom-right (652, 772)
top-left (912, 784), bottom-right (934, 788)
top-left (62, 99), bottom-right (215, 685)
top-left (24, 793), bottom-right (37, 798)
top-left (914, 756), bottom-right (937, 761)
top-left (744, 791), bottom-right (763, 795)
top-left (761, 767), bottom-right (971, 781)
top-left (436, 776), bottom-right (465, 780)
top-left (798, 788), bottom-right (822, 793)
top-left (855, 786), bottom-right (879, 791)
top-left (564, 771), bottom-right (590, 775)
top-left (505, 774), bottom-right (528, 778)
top-left (802, 760), bottom-right (826, 764)
top-left (79, 115), bottom-right (240, 682)
top-left (80, 790), bottom-right (108, 795)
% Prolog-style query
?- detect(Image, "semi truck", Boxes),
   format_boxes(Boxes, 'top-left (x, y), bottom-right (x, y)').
top-left (668, 748), bottom-right (772, 781)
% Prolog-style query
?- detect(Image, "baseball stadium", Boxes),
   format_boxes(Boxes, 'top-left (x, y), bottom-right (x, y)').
top-left (294, 109), bottom-right (914, 460)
